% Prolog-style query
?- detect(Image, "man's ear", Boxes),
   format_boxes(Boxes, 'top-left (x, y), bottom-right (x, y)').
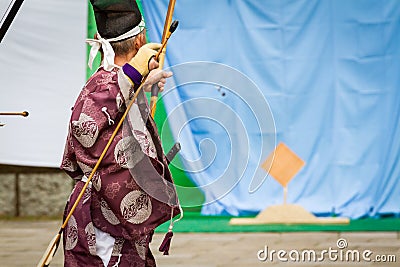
top-left (134, 33), bottom-right (146, 51)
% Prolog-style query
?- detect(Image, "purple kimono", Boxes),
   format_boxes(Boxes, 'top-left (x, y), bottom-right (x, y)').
top-left (61, 67), bottom-right (180, 267)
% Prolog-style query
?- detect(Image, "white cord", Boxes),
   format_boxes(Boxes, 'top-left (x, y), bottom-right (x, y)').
top-left (101, 107), bottom-right (115, 126)
top-left (111, 254), bottom-right (122, 267)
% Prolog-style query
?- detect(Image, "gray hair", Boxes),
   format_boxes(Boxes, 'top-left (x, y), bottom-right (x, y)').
top-left (110, 31), bottom-right (144, 56)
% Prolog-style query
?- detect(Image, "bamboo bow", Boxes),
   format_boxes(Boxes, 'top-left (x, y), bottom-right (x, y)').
top-left (149, 0), bottom-right (177, 118)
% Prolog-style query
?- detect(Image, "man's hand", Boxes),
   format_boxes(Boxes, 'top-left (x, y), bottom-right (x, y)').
top-left (148, 57), bottom-right (160, 71)
top-left (128, 43), bottom-right (161, 76)
top-left (143, 69), bottom-right (173, 93)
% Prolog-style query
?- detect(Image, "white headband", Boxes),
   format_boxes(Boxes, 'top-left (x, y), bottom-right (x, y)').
top-left (86, 18), bottom-right (146, 71)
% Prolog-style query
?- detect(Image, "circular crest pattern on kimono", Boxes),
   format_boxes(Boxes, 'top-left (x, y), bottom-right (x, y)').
top-left (77, 161), bottom-right (93, 175)
top-left (120, 190), bottom-right (152, 224)
top-left (112, 237), bottom-right (125, 256)
top-left (71, 113), bottom-right (99, 148)
top-left (65, 215), bottom-right (78, 250)
top-left (134, 235), bottom-right (148, 260)
top-left (100, 198), bottom-right (121, 225)
top-left (77, 161), bottom-right (102, 191)
top-left (61, 157), bottom-right (78, 172)
top-left (92, 171), bottom-right (102, 191)
top-left (82, 184), bottom-right (92, 205)
top-left (114, 136), bottom-right (144, 168)
top-left (85, 222), bottom-right (97, 255)
top-left (133, 129), bottom-right (157, 158)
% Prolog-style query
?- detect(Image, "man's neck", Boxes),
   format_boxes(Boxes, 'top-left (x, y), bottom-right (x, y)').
top-left (114, 51), bottom-right (136, 67)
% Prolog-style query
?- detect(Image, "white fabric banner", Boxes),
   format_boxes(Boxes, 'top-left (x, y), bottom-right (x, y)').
top-left (0, 0), bottom-right (87, 167)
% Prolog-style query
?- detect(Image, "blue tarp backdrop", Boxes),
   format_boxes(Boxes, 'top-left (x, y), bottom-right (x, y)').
top-left (142, 0), bottom-right (400, 219)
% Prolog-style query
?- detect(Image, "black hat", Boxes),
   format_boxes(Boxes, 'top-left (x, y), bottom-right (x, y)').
top-left (90, 0), bottom-right (142, 39)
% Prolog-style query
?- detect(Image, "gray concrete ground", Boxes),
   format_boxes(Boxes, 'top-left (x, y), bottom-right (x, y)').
top-left (0, 220), bottom-right (399, 267)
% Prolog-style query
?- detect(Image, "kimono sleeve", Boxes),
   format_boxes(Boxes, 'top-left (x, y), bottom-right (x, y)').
top-left (61, 126), bottom-right (83, 180)
top-left (68, 72), bottom-right (125, 172)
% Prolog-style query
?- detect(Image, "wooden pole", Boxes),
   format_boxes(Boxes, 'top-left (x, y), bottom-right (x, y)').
top-left (283, 186), bottom-right (288, 205)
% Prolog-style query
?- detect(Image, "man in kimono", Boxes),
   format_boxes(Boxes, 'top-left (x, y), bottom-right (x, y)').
top-left (61, 1), bottom-right (180, 266)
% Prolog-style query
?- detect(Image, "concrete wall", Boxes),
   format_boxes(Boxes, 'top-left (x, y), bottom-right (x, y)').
top-left (0, 165), bottom-right (73, 217)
